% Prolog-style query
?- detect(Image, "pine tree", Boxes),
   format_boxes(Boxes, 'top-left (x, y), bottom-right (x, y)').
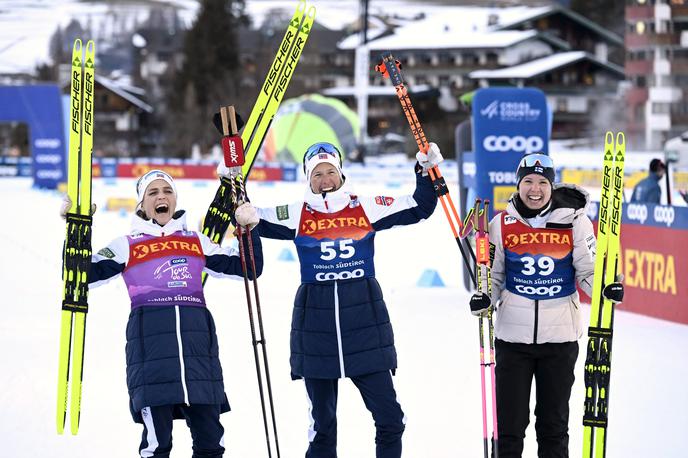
top-left (163, 0), bottom-right (247, 157)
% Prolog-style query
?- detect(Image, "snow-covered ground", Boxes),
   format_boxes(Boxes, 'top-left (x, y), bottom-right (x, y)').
top-left (0, 175), bottom-right (686, 457)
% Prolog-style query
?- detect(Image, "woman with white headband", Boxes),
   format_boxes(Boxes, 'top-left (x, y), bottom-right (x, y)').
top-left (61, 169), bottom-right (262, 458)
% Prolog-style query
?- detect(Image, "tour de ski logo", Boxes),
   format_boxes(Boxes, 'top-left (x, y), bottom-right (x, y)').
top-left (153, 257), bottom-right (192, 287)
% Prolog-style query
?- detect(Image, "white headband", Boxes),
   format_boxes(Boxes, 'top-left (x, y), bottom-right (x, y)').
top-left (136, 169), bottom-right (177, 202)
top-left (304, 153), bottom-right (343, 182)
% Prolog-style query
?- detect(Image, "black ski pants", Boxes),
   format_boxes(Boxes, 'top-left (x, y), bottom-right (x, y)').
top-left (495, 339), bottom-right (578, 458)
top-left (138, 404), bottom-right (225, 458)
top-left (304, 370), bottom-right (406, 458)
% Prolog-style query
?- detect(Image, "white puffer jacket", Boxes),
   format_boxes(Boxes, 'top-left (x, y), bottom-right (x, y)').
top-left (490, 184), bottom-right (596, 344)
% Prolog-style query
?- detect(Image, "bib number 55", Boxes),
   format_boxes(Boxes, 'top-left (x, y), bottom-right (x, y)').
top-left (320, 239), bottom-right (355, 260)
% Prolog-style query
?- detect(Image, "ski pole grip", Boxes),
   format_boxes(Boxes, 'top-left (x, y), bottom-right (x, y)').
top-left (222, 136), bottom-right (245, 168)
top-left (476, 234), bottom-right (489, 265)
top-left (219, 105), bottom-right (245, 168)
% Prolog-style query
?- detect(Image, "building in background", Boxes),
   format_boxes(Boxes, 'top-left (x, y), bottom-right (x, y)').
top-left (336, 4), bottom-right (625, 143)
top-left (625, 0), bottom-right (688, 150)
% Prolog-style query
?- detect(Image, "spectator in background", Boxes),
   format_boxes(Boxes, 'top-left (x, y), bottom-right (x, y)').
top-left (631, 158), bottom-right (666, 203)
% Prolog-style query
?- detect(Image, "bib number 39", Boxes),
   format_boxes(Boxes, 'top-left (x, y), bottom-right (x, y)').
top-left (520, 256), bottom-right (554, 276)
top-left (320, 239), bottom-right (355, 261)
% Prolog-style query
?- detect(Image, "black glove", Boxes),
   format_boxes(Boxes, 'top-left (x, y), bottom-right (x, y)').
top-left (602, 282), bottom-right (624, 303)
top-left (469, 292), bottom-right (491, 317)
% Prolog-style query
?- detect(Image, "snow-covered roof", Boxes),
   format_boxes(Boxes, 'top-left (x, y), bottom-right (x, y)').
top-left (469, 51), bottom-right (624, 80)
top-left (338, 4), bottom-right (622, 52)
top-left (339, 6), bottom-right (546, 51)
top-left (95, 75), bottom-right (153, 112)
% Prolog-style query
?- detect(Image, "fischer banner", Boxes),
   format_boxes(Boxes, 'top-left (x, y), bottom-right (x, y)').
top-left (472, 87), bottom-right (549, 213)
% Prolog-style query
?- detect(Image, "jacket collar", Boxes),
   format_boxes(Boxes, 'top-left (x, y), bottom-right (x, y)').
top-left (506, 183), bottom-right (590, 226)
top-left (304, 181), bottom-right (355, 213)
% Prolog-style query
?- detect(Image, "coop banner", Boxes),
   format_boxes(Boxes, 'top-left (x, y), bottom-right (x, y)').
top-left (472, 87), bottom-right (549, 213)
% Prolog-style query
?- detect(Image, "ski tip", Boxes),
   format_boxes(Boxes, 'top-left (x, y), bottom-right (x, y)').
top-left (295, 0), bottom-right (306, 15)
top-left (616, 131), bottom-right (625, 146)
top-left (306, 5), bottom-right (316, 19)
top-left (72, 39), bottom-right (82, 52)
top-left (605, 131), bottom-right (613, 144)
top-left (86, 40), bottom-right (95, 54)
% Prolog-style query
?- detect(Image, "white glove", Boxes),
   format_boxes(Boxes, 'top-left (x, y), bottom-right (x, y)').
top-left (235, 202), bottom-right (259, 229)
top-left (415, 142), bottom-right (443, 176)
top-left (217, 162), bottom-right (241, 179)
top-left (60, 195), bottom-right (96, 219)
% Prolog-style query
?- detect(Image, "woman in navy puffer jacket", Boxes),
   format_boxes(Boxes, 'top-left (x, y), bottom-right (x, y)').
top-left (80, 169), bottom-right (262, 458)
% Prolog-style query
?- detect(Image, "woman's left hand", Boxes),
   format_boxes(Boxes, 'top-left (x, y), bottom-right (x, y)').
top-left (416, 142), bottom-right (443, 175)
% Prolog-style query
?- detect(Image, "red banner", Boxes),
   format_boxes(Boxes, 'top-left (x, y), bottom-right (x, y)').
top-left (117, 163), bottom-right (216, 179)
top-left (583, 222), bottom-right (687, 324)
top-left (114, 163), bottom-right (285, 181)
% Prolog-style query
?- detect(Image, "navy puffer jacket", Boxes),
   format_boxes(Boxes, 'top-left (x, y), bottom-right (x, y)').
top-left (125, 305), bottom-right (230, 421)
top-left (291, 277), bottom-right (396, 379)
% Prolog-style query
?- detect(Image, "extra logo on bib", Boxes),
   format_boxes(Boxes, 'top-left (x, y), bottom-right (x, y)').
top-left (294, 198), bottom-right (376, 283)
top-left (502, 213), bottom-right (576, 300)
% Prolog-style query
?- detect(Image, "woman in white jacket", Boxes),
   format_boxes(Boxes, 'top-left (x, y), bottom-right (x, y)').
top-left (469, 154), bottom-right (624, 458)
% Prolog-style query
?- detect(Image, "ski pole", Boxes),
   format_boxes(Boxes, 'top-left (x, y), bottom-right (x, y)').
top-left (219, 106), bottom-right (281, 458)
top-left (474, 198), bottom-right (499, 458)
top-left (376, 53), bottom-right (476, 281)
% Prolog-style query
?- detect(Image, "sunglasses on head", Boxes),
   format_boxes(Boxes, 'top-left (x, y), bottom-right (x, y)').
top-left (519, 153), bottom-right (553, 169)
top-left (303, 143), bottom-right (342, 171)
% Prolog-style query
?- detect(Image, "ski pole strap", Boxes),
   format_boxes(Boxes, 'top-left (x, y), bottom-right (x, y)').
top-left (432, 175), bottom-right (449, 197)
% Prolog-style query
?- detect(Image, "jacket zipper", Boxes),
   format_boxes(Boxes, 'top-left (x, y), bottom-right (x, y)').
top-left (533, 299), bottom-right (539, 344)
top-left (333, 281), bottom-right (345, 378)
top-left (174, 305), bottom-right (190, 405)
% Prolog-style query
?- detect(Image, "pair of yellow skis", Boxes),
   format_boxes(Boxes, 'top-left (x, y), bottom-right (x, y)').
top-left (201, 0), bottom-right (315, 279)
top-left (56, 39), bottom-right (96, 435)
top-left (582, 132), bottom-right (626, 457)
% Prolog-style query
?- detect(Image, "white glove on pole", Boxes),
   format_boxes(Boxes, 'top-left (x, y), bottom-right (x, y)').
top-left (415, 142), bottom-right (443, 176)
top-left (235, 202), bottom-right (259, 230)
top-left (217, 162), bottom-right (242, 179)
top-left (217, 162), bottom-right (231, 179)
top-left (60, 195), bottom-right (96, 219)
top-left (60, 195), bottom-right (73, 219)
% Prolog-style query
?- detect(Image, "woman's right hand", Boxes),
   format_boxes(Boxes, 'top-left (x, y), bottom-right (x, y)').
top-left (235, 202), bottom-right (259, 229)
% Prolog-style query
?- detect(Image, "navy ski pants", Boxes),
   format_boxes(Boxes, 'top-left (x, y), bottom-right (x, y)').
top-left (304, 370), bottom-right (406, 458)
top-left (138, 404), bottom-right (225, 458)
top-left (495, 339), bottom-right (579, 458)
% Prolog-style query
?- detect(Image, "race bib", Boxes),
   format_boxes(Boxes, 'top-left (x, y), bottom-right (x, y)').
top-left (294, 199), bottom-right (375, 283)
top-left (502, 213), bottom-right (576, 300)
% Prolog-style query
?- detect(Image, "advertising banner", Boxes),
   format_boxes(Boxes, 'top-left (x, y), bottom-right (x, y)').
top-left (472, 87), bottom-right (549, 213)
top-left (584, 202), bottom-right (688, 324)
top-left (0, 85), bottom-right (66, 188)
